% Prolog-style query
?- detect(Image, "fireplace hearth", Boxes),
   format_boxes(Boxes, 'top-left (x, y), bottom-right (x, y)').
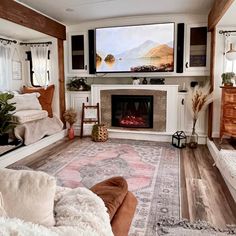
top-left (112, 95), bottom-right (153, 128)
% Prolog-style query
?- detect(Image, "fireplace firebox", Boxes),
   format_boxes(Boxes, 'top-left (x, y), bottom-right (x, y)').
top-left (112, 95), bottom-right (153, 128)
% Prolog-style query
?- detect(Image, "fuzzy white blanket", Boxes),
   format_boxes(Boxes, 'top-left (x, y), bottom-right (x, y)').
top-left (0, 187), bottom-right (114, 236)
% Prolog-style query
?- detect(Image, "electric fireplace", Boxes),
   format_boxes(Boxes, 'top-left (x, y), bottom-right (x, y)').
top-left (112, 95), bottom-right (153, 128)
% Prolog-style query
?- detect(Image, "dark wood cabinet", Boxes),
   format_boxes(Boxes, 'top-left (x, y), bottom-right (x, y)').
top-left (220, 86), bottom-right (236, 139)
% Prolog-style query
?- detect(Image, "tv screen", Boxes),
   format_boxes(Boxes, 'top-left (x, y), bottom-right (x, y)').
top-left (95, 22), bottom-right (174, 73)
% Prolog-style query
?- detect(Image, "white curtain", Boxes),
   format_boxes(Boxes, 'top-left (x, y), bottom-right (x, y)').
top-left (30, 45), bottom-right (49, 87)
top-left (0, 46), bottom-right (12, 91)
top-left (224, 34), bottom-right (236, 73)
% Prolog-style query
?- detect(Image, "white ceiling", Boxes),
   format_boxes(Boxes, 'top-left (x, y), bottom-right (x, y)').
top-left (16, 0), bottom-right (215, 25)
top-left (218, 1), bottom-right (236, 27)
top-left (0, 18), bottom-right (48, 40)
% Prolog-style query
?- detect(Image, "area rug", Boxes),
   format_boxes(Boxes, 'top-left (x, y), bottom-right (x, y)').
top-left (37, 138), bottom-right (181, 236)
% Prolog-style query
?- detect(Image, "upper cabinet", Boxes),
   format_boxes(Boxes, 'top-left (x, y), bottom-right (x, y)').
top-left (66, 22), bottom-right (211, 77)
top-left (68, 32), bottom-right (88, 74)
top-left (185, 24), bottom-right (210, 76)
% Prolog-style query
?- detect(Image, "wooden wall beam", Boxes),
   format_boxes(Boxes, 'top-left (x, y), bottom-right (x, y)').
top-left (208, 28), bottom-right (216, 139)
top-left (0, 0), bottom-right (66, 40)
top-left (57, 39), bottom-right (66, 123)
top-left (208, 0), bottom-right (234, 31)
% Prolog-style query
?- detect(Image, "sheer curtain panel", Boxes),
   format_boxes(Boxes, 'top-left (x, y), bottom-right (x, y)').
top-left (0, 46), bottom-right (11, 91)
top-left (30, 45), bottom-right (49, 88)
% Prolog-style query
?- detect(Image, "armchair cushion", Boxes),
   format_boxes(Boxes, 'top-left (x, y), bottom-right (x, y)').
top-left (13, 110), bottom-right (48, 124)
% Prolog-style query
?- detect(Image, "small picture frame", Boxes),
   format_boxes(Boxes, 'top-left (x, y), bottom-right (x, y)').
top-left (12, 60), bottom-right (22, 80)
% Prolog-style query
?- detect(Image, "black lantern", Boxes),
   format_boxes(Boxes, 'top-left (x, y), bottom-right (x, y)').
top-left (172, 131), bottom-right (186, 148)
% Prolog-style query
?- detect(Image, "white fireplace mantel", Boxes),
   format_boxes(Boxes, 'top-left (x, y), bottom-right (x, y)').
top-left (91, 84), bottom-right (179, 137)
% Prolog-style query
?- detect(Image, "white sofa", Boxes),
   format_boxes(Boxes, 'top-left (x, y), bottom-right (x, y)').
top-left (217, 149), bottom-right (236, 201)
top-left (11, 92), bottom-right (63, 145)
top-left (0, 168), bottom-right (113, 236)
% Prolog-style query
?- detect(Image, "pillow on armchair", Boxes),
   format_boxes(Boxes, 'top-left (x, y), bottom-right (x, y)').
top-left (11, 93), bottom-right (42, 112)
top-left (22, 85), bottom-right (55, 118)
top-left (0, 168), bottom-right (56, 227)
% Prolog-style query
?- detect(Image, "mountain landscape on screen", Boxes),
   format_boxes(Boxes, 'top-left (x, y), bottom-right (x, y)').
top-left (95, 23), bottom-right (174, 72)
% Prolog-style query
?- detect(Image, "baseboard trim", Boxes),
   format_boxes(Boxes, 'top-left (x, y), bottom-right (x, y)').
top-left (206, 138), bottom-right (219, 164)
top-left (0, 130), bottom-right (66, 168)
top-left (108, 129), bottom-right (207, 144)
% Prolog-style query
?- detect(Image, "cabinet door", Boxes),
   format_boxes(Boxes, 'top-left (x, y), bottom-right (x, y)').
top-left (178, 93), bottom-right (206, 135)
top-left (67, 92), bottom-right (90, 130)
top-left (68, 32), bottom-right (88, 73)
top-left (185, 24), bottom-right (210, 75)
top-left (177, 93), bottom-right (186, 130)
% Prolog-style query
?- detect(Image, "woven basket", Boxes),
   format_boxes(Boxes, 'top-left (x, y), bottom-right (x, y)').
top-left (91, 124), bottom-right (108, 142)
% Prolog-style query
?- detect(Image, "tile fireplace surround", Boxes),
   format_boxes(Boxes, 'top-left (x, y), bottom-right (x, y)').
top-left (91, 85), bottom-right (179, 141)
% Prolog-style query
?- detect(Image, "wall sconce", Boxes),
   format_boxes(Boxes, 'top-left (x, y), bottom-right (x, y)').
top-left (226, 43), bottom-right (236, 61)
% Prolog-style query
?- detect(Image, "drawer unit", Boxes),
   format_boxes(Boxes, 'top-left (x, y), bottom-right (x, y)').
top-left (223, 105), bottom-right (236, 118)
top-left (220, 87), bottom-right (236, 139)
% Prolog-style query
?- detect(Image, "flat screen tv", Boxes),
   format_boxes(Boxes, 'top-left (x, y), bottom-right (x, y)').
top-left (95, 22), bottom-right (175, 73)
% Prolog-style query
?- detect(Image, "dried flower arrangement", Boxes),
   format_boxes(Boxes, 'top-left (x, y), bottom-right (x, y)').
top-left (186, 82), bottom-right (214, 148)
top-left (63, 108), bottom-right (77, 128)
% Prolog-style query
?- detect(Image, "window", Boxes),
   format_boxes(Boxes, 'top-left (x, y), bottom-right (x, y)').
top-left (225, 60), bottom-right (236, 73)
top-left (26, 51), bottom-right (50, 87)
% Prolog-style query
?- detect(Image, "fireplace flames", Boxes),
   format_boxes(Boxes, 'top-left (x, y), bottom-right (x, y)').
top-left (119, 115), bottom-right (146, 127)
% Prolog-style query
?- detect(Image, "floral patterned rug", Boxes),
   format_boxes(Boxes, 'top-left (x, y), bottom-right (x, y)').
top-left (37, 138), bottom-right (181, 236)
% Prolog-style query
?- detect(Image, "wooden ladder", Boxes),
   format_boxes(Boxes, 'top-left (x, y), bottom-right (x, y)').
top-left (80, 103), bottom-right (100, 138)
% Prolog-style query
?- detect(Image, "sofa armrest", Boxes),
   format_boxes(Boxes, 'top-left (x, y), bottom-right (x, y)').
top-left (90, 176), bottom-right (128, 220)
top-left (111, 191), bottom-right (137, 236)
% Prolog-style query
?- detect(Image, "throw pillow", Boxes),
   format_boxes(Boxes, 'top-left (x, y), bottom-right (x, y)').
top-left (22, 85), bottom-right (55, 117)
top-left (0, 168), bottom-right (56, 226)
top-left (11, 93), bottom-right (42, 112)
top-left (0, 192), bottom-right (7, 217)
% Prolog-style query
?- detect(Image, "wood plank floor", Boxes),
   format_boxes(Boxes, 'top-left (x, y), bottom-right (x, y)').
top-left (181, 145), bottom-right (236, 228)
top-left (10, 139), bottom-right (236, 228)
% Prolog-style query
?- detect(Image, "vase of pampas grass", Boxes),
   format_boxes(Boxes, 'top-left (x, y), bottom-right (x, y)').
top-left (63, 108), bottom-right (77, 140)
top-left (186, 82), bottom-right (213, 148)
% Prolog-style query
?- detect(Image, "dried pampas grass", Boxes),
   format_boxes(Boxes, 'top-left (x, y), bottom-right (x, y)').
top-left (186, 82), bottom-right (214, 123)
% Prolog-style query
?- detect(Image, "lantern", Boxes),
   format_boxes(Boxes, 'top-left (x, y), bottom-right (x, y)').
top-left (172, 131), bottom-right (186, 148)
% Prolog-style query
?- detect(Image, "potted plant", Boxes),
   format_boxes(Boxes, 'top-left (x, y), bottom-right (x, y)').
top-left (221, 72), bottom-right (235, 86)
top-left (186, 83), bottom-right (213, 148)
top-left (63, 108), bottom-right (77, 140)
top-left (67, 77), bottom-right (91, 91)
top-left (0, 93), bottom-right (17, 145)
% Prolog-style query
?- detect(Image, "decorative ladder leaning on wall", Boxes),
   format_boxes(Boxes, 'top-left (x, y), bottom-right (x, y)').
top-left (80, 103), bottom-right (100, 138)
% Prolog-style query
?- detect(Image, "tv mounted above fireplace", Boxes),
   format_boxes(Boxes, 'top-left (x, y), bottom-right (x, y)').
top-left (95, 22), bottom-right (175, 73)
